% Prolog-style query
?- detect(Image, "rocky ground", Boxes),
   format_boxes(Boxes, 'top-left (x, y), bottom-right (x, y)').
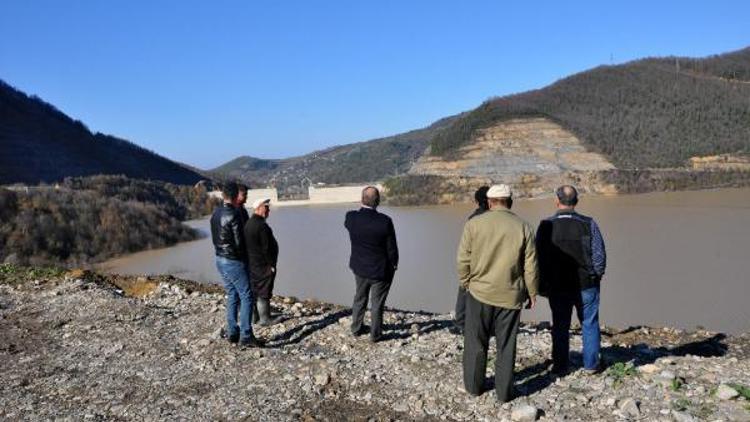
top-left (1, 268), bottom-right (749, 421)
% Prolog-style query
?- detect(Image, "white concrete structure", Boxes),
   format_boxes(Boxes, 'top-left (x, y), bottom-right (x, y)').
top-left (210, 184), bottom-right (382, 207)
top-left (308, 184), bottom-right (383, 204)
top-left (209, 188), bottom-right (279, 204)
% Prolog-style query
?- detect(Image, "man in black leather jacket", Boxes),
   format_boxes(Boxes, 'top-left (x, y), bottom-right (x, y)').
top-left (210, 182), bottom-right (263, 347)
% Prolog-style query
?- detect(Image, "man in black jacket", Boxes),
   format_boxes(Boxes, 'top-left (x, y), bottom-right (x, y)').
top-left (345, 186), bottom-right (399, 342)
top-left (535, 185), bottom-right (606, 373)
top-left (237, 184), bottom-right (250, 227)
top-left (244, 197), bottom-right (282, 326)
top-left (210, 182), bottom-right (263, 347)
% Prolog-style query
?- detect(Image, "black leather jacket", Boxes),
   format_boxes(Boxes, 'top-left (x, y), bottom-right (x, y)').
top-left (210, 203), bottom-right (245, 261)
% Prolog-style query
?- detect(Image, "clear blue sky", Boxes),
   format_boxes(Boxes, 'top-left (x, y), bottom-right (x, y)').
top-left (1, 1), bottom-right (748, 169)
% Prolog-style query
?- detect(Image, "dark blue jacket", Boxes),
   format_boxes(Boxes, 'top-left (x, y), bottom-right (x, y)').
top-left (535, 210), bottom-right (606, 295)
top-left (345, 207), bottom-right (399, 281)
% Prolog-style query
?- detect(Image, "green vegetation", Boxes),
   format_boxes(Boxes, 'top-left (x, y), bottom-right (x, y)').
top-left (606, 362), bottom-right (637, 386)
top-left (728, 383), bottom-right (750, 400)
top-left (0, 263), bottom-right (65, 284)
top-left (672, 398), bottom-right (692, 412)
top-left (0, 176), bottom-right (219, 266)
top-left (670, 378), bottom-right (684, 392)
top-left (0, 79), bottom-right (206, 185)
top-left (430, 47), bottom-right (750, 169)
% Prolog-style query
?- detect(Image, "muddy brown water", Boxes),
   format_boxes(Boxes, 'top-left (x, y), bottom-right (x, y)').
top-left (100, 188), bottom-right (750, 334)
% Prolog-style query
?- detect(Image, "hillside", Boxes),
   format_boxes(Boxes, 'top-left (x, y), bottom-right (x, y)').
top-left (210, 116), bottom-right (459, 196)
top-left (215, 47), bottom-right (750, 201)
top-left (0, 80), bottom-right (205, 186)
top-left (430, 47), bottom-right (750, 168)
top-left (0, 175), bottom-right (219, 266)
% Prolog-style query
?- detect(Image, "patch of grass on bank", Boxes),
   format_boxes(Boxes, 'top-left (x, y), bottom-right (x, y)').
top-left (606, 362), bottom-right (637, 387)
top-left (0, 263), bottom-right (65, 284)
top-left (728, 383), bottom-right (750, 400)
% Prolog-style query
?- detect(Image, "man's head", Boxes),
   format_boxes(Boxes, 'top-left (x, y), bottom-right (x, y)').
top-left (222, 182), bottom-right (240, 205)
top-left (474, 186), bottom-right (490, 210)
top-left (361, 186), bottom-right (380, 209)
top-left (555, 185), bottom-right (579, 209)
top-left (252, 198), bottom-right (271, 218)
top-left (237, 184), bottom-right (248, 205)
top-left (486, 184), bottom-right (513, 210)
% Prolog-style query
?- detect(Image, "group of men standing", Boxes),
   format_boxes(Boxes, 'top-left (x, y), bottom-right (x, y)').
top-left (210, 181), bottom-right (606, 404)
top-left (454, 183), bottom-right (606, 402)
top-left (210, 183), bottom-right (281, 348)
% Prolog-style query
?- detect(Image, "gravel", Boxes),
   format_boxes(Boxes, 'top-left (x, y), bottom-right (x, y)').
top-left (1, 272), bottom-right (749, 421)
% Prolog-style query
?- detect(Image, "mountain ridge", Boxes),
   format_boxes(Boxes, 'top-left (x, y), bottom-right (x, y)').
top-left (0, 80), bottom-right (206, 186)
top-left (215, 46), bottom-right (750, 197)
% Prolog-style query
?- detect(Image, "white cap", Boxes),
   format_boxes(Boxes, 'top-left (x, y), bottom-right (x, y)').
top-left (486, 184), bottom-right (512, 199)
top-left (251, 198), bottom-right (271, 209)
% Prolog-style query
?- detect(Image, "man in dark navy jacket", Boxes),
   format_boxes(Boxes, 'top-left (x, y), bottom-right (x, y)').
top-left (345, 186), bottom-right (399, 342)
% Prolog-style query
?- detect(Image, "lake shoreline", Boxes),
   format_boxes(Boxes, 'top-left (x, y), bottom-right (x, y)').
top-left (1, 269), bottom-right (749, 420)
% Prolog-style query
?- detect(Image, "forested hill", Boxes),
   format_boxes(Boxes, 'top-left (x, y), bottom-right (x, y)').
top-left (430, 47), bottom-right (750, 168)
top-left (0, 80), bottom-right (205, 185)
top-left (210, 115), bottom-right (460, 195)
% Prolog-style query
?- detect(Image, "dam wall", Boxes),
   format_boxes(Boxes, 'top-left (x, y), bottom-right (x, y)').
top-left (209, 184), bottom-right (382, 207)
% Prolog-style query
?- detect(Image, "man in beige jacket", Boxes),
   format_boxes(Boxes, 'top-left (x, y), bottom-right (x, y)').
top-left (456, 184), bottom-right (539, 402)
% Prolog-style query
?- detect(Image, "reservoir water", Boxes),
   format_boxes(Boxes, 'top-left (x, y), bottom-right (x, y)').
top-left (100, 188), bottom-right (750, 334)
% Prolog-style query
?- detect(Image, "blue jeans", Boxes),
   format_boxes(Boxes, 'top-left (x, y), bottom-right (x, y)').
top-left (215, 256), bottom-right (254, 340)
top-left (549, 286), bottom-right (601, 370)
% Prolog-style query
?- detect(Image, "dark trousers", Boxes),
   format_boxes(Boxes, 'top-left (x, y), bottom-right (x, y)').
top-left (251, 271), bottom-right (276, 300)
top-left (463, 293), bottom-right (520, 403)
top-left (454, 286), bottom-right (467, 329)
top-left (351, 275), bottom-right (392, 341)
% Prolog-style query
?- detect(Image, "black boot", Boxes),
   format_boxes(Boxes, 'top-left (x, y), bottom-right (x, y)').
top-left (257, 298), bottom-right (282, 326)
top-left (252, 303), bottom-right (260, 324)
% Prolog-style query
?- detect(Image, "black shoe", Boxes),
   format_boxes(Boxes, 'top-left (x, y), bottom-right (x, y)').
top-left (351, 325), bottom-right (370, 337)
top-left (449, 325), bottom-right (464, 336)
top-left (551, 365), bottom-right (569, 377)
top-left (239, 336), bottom-right (265, 348)
top-left (227, 334), bottom-right (239, 344)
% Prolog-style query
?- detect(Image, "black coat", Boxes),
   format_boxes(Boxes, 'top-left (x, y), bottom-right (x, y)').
top-left (345, 207), bottom-right (399, 281)
top-left (210, 203), bottom-right (245, 261)
top-left (535, 211), bottom-right (602, 295)
top-left (243, 214), bottom-right (279, 278)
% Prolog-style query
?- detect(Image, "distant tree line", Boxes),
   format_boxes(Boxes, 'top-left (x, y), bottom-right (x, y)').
top-left (430, 48), bottom-right (750, 169)
top-left (0, 175), bottom-right (221, 266)
top-left (62, 175), bottom-right (219, 220)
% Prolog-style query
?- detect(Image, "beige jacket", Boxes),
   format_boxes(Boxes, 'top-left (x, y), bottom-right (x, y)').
top-left (456, 208), bottom-right (539, 309)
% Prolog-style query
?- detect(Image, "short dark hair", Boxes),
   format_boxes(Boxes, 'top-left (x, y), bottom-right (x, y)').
top-left (474, 186), bottom-right (489, 210)
top-left (556, 185), bottom-right (579, 206)
top-left (222, 182), bottom-right (239, 201)
top-left (238, 184), bottom-right (248, 193)
top-left (362, 186), bottom-right (380, 208)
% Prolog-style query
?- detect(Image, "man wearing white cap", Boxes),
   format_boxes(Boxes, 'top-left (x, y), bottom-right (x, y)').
top-left (243, 197), bottom-right (282, 326)
top-left (456, 184), bottom-right (539, 402)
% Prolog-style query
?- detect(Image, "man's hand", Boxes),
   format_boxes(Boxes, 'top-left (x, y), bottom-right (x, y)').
top-left (526, 295), bottom-right (537, 310)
